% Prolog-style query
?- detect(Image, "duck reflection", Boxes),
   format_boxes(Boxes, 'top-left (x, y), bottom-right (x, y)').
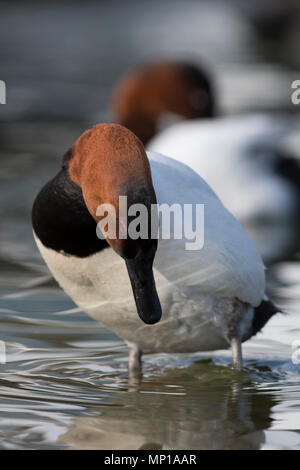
top-left (59, 361), bottom-right (275, 450)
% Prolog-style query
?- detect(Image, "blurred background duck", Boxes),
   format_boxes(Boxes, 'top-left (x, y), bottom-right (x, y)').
top-left (111, 60), bottom-right (300, 262)
top-left (32, 124), bottom-right (278, 379)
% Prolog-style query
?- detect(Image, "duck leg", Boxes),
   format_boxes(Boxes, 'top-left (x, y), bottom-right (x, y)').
top-left (128, 343), bottom-right (142, 383)
top-left (230, 337), bottom-right (243, 368)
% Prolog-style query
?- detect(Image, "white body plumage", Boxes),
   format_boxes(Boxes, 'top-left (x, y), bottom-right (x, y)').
top-left (149, 115), bottom-right (299, 261)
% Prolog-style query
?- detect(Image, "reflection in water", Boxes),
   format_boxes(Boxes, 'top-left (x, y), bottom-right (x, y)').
top-left (60, 363), bottom-right (275, 450)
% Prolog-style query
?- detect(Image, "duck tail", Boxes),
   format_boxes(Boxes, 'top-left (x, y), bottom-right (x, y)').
top-left (252, 299), bottom-right (281, 336)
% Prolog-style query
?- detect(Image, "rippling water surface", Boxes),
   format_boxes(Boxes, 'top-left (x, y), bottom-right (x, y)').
top-left (0, 0), bottom-right (300, 450)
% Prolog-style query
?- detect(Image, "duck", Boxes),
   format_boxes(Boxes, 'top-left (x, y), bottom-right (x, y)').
top-left (110, 60), bottom-right (300, 262)
top-left (32, 123), bottom-right (277, 379)
top-left (110, 60), bottom-right (215, 146)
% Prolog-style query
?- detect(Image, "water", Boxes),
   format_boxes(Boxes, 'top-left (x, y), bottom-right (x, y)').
top-left (0, 0), bottom-right (300, 450)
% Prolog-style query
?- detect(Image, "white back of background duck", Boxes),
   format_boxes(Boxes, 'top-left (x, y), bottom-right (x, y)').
top-left (32, 124), bottom-right (277, 379)
top-left (111, 61), bottom-right (300, 262)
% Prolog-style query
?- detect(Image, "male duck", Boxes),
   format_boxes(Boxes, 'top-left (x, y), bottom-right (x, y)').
top-left (111, 61), bottom-right (300, 261)
top-left (32, 124), bottom-right (277, 378)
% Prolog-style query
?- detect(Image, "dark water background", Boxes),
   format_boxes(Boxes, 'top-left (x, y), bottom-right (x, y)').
top-left (0, 0), bottom-right (300, 449)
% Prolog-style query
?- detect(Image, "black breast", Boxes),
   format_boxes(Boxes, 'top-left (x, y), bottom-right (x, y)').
top-left (32, 168), bottom-right (108, 257)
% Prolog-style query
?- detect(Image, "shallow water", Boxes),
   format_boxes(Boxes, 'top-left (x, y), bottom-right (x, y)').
top-left (0, 259), bottom-right (300, 450)
top-left (0, 0), bottom-right (300, 450)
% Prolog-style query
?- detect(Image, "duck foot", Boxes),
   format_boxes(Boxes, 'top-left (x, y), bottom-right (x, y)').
top-left (128, 344), bottom-right (142, 385)
top-left (230, 337), bottom-right (243, 369)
